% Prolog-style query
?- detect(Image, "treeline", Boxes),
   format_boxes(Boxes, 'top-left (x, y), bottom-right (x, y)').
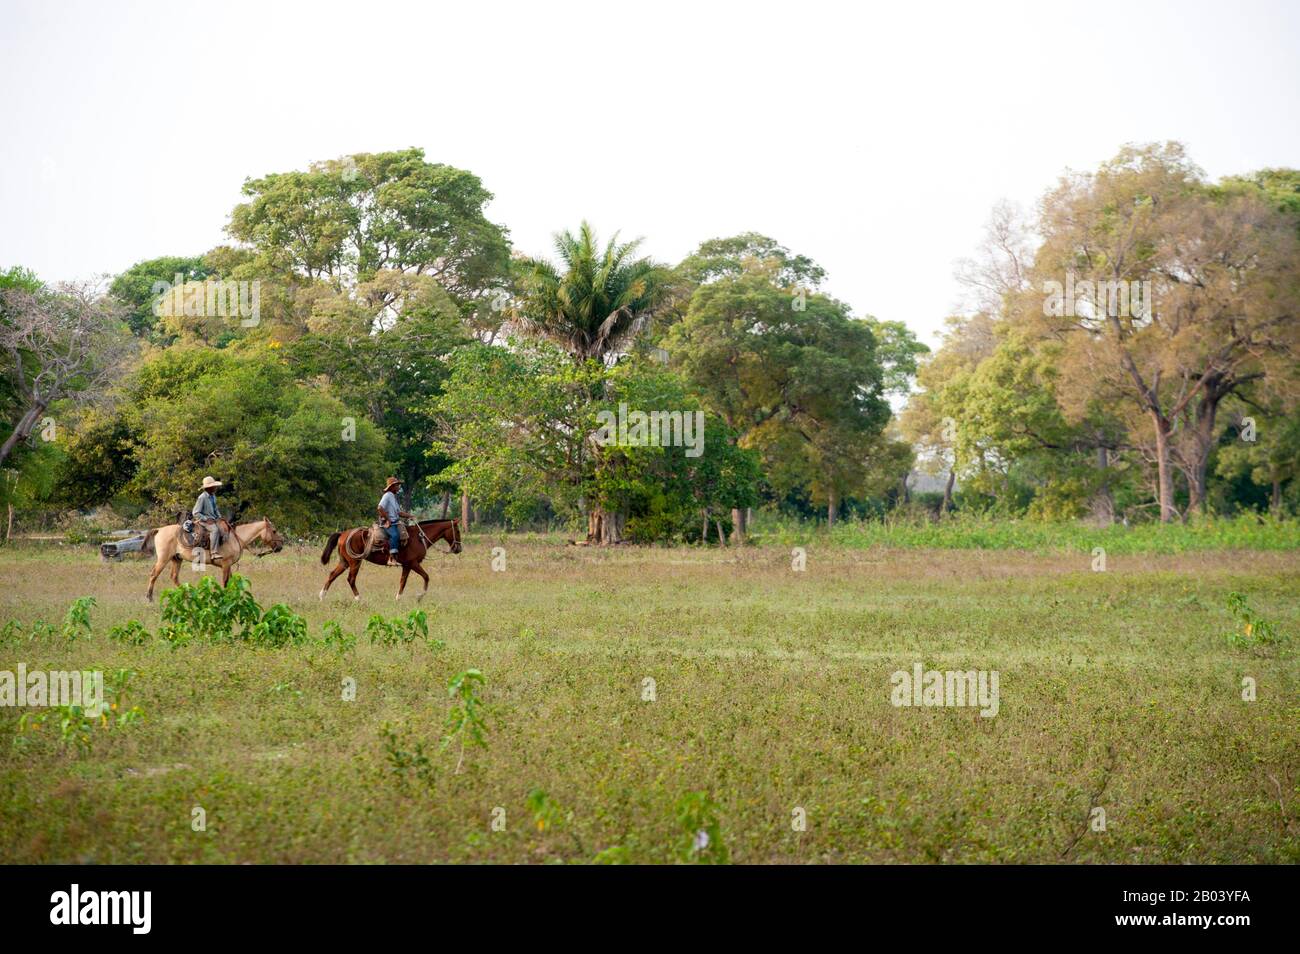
top-left (0, 143), bottom-right (1296, 540)
top-left (901, 144), bottom-right (1300, 523)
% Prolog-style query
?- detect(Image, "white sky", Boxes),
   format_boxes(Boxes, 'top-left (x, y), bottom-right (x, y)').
top-left (2, 0), bottom-right (1297, 345)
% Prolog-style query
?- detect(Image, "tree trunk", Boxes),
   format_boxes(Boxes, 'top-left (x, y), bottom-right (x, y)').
top-left (827, 489), bottom-right (839, 528)
top-left (587, 507), bottom-right (625, 545)
top-left (460, 490), bottom-right (471, 530)
top-left (5, 502), bottom-right (13, 544)
top-left (1152, 412), bottom-right (1177, 523)
top-left (1090, 447), bottom-right (1115, 526)
top-left (1271, 474), bottom-right (1282, 517)
top-left (1184, 392), bottom-right (1221, 516)
top-left (0, 402), bottom-right (47, 468)
top-left (715, 518), bottom-right (726, 546)
top-left (439, 491), bottom-right (450, 518)
top-left (901, 473), bottom-right (911, 505)
top-left (729, 507), bottom-right (747, 545)
top-left (940, 470), bottom-right (955, 517)
top-left (701, 510), bottom-right (710, 545)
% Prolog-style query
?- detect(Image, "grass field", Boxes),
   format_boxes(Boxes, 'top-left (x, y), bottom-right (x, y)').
top-left (1, 533), bottom-right (1297, 864)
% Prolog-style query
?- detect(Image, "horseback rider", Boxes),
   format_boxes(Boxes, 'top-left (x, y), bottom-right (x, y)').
top-left (192, 475), bottom-right (224, 556)
top-left (378, 476), bottom-right (413, 567)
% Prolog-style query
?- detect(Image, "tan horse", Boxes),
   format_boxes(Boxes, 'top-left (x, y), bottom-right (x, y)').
top-left (143, 518), bottom-right (285, 602)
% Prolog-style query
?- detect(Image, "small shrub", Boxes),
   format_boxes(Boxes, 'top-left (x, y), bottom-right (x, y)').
top-left (381, 722), bottom-right (435, 793)
top-left (160, 575), bottom-right (260, 642)
top-left (247, 604), bottom-right (309, 648)
top-left (443, 669), bottom-right (488, 774)
top-left (61, 596), bottom-right (96, 642)
top-left (366, 609), bottom-right (430, 646)
top-left (321, 620), bottom-right (357, 653)
top-left (107, 620), bottom-right (152, 646)
top-left (675, 791), bottom-right (728, 864)
top-left (1223, 592), bottom-right (1285, 648)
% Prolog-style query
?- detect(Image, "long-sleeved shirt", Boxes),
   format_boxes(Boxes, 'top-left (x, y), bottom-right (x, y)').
top-left (378, 490), bottom-right (400, 525)
top-left (193, 491), bottom-right (219, 521)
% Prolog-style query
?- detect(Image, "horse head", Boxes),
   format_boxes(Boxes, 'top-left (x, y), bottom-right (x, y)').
top-left (254, 516), bottom-right (285, 554)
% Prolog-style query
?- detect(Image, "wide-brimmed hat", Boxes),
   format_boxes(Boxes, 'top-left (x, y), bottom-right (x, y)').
top-left (201, 476), bottom-right (223, 490)
top-left (384, 476), bottom-right (401, 492)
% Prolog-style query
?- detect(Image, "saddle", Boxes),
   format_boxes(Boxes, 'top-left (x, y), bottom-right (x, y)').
top-left (179, 514), bottom-right (231, 551)
top-left (368, 521), bottom-right (410, 552)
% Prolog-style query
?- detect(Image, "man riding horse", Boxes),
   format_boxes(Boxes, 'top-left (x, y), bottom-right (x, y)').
top-left (192, 475), bottom-right (225, 554)
top-left (378, 476), bottom-right (413, 566)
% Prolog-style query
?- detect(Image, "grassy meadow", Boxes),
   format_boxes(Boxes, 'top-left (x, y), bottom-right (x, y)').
top-left (0, 529), bottom-right (1297, 864)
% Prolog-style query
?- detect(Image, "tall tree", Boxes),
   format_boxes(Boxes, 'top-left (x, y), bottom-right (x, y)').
top-left (228, 149), bottom-right (511, 309)
top-left (514, 222), bottom-right (666, 542)
top-left (667, 270), bottom-right (892, 527)
top-left (1025, 143), bottom-right (1300, 521)
top-left (0, 280), bottom-right (135, 468)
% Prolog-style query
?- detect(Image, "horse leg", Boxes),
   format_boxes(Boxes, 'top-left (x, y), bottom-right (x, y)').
top-left (146, 557), bottom-right (168, 602)
top-left (397, 566), bottom-right (410, 600)
top-left (346, 561), bottom-right (361, 601)
top-left (320, 558), bottom-right (349, 600)
top-left (220, 560), bottom-right (232, 587)
top-left (411, 563), bottom-right (430, 601)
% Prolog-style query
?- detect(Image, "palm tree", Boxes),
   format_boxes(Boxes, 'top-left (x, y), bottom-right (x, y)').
top-left (516, 222), bottom-right (663, 365)
top-left (516, 223), bottom-right (665, 542)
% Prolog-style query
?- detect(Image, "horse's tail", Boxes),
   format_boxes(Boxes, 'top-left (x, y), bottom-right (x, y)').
top-left (142, 528), bottom-right (157, 555)
top-left (321, 531), bottom-right (342, 565)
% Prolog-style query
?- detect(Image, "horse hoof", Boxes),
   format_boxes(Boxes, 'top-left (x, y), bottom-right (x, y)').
top-left (318, 589), bottom-right (325, 601)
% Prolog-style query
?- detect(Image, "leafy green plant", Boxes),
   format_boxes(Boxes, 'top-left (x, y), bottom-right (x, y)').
top-left (320, 620), bottom-right (356, 653)
top-left (0, 620), bottom-right (33, 645)
top-left (55, 705), bottom-right (96, 754)
top-left (443, 669), bottom-right (488, 774)
top-left (526, 787), bottom-right (585, 854)
top-left (1223, 592), bottom-right (1285, 648)
top-left (526, 787), bottom-right (564, 832)
top-left (107, 620), bottom-right (152, 646)
top-left (247, 604), bottom-right (309, 647)
top-left (12, 711), bottom-right (48, 752)
top-left (381, 722), bottom-right (436, 792)
top-left (160, 575), bottom-right (260, 642)
top-left (675, 791), bottom-right (729, 864)
top-left (61, 596), bottom-right (96, 641)
top-left (366, 609), bottom-right (430, 646)
top-left (103, 668), bottom-right (145, 727)
top-left (158, 623), bottom-right (194, 650)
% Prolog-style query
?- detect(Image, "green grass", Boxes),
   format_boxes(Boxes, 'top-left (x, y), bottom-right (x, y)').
top-left (0, 537), bottom-right (1297, 863)
top-left (758, 513), bottom-right (1300, 555)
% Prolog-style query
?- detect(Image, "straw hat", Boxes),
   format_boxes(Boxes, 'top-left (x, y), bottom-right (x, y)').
top-left (201, 476), bottom-right (223, 490)
top-left (384, 476), bottom-right (401, 493)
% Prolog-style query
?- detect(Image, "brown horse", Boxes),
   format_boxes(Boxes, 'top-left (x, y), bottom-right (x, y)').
top-left (143, 518), bottom-right (285, 602)
top-left (319, 519), bottom-right (462, 601)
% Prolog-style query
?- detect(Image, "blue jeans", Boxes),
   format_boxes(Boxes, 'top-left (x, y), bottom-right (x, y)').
top-left (387, 524), bottom-right (400, 553)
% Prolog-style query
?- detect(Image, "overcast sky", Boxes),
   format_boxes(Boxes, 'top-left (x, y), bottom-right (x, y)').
top-left (2, 0), bottom-right (1297, 345)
